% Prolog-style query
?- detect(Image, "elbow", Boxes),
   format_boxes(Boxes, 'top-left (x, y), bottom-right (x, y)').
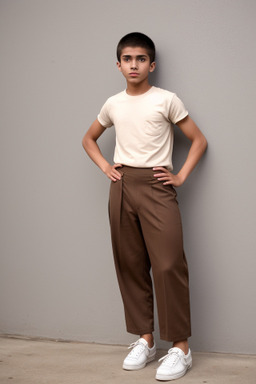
top-left (82, 137), bottom-right (86, 151)
top-left (82, 134), bottom-right (89, 152)
top-left (199, 133), bottom-right (208, 153)
top-left (202, 136), bottom-right (208, 152)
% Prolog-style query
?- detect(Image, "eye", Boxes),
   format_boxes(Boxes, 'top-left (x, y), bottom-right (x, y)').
top-left (139, 57), bottom-right (146, 62)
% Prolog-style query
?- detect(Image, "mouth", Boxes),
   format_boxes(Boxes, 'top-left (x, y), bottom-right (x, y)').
top-left (129, 72), bottom-right (139, 77)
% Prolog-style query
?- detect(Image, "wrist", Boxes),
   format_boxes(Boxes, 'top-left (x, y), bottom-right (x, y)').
top-left (177, 172), bottom-right (187, 185)
top-left (101, 161), bottom-right (111, 175)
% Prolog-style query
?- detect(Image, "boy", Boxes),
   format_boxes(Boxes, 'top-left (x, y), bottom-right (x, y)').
top-left (82, 32), bottom-right (207, 381)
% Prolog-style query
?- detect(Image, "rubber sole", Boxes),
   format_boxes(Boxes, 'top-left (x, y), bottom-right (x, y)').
top-left (123, 354), bottom-right (156, 371)
top-left (155, 363), bottom-right (192, 381)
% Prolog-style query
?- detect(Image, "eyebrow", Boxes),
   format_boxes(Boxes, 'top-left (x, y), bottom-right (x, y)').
top-left (121, 55), bottom-right (148, 59)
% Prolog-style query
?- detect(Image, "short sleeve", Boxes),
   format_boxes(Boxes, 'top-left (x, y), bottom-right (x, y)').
top-left (168, 94), bottom-right (189, 124)
top-left (97, 99), bottom-right (113, 128)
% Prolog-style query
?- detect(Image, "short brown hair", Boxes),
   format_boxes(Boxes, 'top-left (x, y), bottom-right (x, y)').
top-left (117, 32), bottom-right (156, 63)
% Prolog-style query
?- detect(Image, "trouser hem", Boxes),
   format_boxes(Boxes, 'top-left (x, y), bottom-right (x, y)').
top-left (160, 332), bottom-right (192, 343)
top-left (127, 328), bottom-right (154, 336)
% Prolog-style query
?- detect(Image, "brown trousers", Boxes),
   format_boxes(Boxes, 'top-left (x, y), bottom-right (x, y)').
top-left (109, 166), bottom-right (191, 342)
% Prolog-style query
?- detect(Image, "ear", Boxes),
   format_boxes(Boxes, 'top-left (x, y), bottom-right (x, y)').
top-left (116, 61), bottom-right (122, 72)
top-left (149, 62), bottom-right (156, 73)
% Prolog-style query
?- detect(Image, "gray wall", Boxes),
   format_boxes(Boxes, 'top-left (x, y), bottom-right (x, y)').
top-left (0, 0), bottom-right (255, 354)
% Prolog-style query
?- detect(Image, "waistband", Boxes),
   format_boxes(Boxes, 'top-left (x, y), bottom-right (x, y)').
top-left (118, 165), bottom-right (156, 177)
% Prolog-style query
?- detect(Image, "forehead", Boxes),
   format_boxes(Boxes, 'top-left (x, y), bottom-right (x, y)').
top-left (120, 46), bottom-right (149, 57)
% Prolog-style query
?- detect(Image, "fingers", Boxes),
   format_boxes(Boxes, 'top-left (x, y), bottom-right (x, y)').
top-left (153, 166), bottom-right (180, 186)
top-left (110, 170), bottom-right (121, 181)
top-left (153, 166), bottom-right (170, 179)
top-left (109, 163), bottom-right (123, 182)
top-left (113, 163), bottom-right (123, 169)
top-left (154, 173), bottom-right (169, 179)
top-left (153, 166), bottom-right (167, 172)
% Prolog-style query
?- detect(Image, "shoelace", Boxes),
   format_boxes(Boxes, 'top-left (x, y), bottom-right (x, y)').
top-left (158, 349), bottom-right (186, 367)
top-left (127, 340), bottom-right (146, 358)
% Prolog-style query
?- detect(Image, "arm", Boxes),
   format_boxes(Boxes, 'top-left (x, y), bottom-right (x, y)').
top-left (82, 119), bottom-right (122, 182)
top-left (153, 116), bottom-right (207, 187)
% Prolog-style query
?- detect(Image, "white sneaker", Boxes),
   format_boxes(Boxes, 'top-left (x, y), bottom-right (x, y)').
top-left (155, 347), bottom-right (192, 381)
top-left (122, 338), bottom-right (156, 370)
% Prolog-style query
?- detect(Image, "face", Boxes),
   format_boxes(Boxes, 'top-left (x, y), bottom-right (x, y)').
top-left (117, 46), bottom-right (155, 85)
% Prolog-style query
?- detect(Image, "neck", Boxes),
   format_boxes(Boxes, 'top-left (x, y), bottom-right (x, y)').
top-left (126, 81), bottom-right (152, 96)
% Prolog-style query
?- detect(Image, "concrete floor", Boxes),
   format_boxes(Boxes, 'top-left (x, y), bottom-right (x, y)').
top-left (0, 336), bottom-right (256, 384)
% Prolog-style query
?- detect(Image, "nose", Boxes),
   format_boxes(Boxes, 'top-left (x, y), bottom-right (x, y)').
top-left (130, 59), bottom-right (138, 69)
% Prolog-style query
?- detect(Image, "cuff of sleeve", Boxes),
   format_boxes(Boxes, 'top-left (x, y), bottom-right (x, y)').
top-left (173, 111), bottom-right (189, 125)
top-left (97, 115), bottom-right (112, 128)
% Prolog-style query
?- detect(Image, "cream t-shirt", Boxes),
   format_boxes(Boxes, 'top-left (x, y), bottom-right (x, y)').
top-left (97, 86), bottom-right (188, 170)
